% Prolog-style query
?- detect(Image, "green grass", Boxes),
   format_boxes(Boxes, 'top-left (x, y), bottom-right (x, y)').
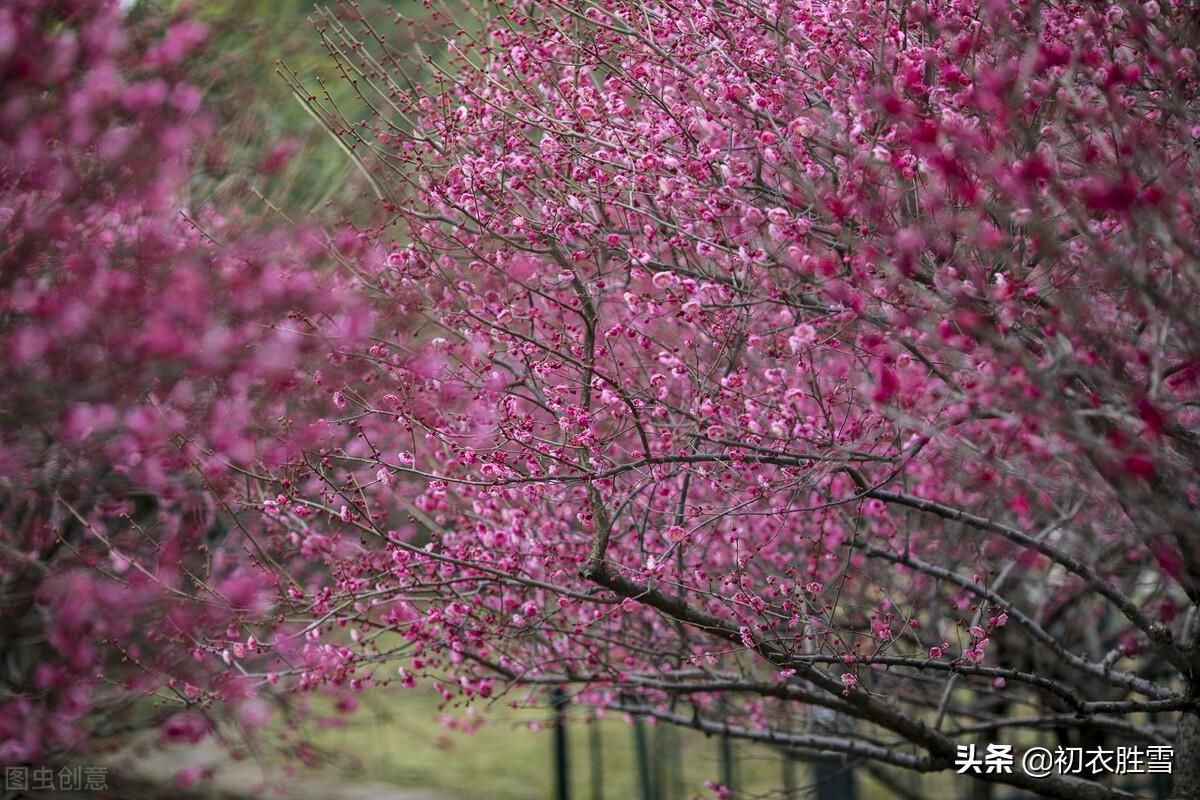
top-left (309, 687), bottom-right (753, 799)
top-left (301, 686), bottom-right (915, 800)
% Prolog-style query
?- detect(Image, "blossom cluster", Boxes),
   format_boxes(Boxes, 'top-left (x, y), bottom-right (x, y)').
top-left (0, 0), bottom-right (360, 764)
top-left (271, 0), bottom-right (1200, 793)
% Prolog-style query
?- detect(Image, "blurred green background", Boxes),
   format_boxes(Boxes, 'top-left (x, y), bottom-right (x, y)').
top-left (132, 0), bottom-right (381, 218)
top-left (305, 686), bottom-right (905, 800)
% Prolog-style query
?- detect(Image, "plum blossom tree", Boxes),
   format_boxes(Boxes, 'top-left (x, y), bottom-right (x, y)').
top-left (8, 0), bottom-right (1200, 797)
top-left (261, 0), bottom-right (1200, 797)
top-left (0, 0), bottom-right (362, 767)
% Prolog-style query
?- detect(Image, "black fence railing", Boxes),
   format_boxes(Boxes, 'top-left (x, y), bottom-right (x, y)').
top-left (549, 708), bottom-right (859, 800)
top-left (549, 710), bottom-right (1176, 800)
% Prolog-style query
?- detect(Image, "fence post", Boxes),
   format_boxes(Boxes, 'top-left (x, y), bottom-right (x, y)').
top-left (653, 721), bottom-right (667, 800)
top-left (666, 724), bottom-right (682, 800)
top-left (806, 696), bottom-right (856, 800)
top-left (720, 733), bottom-right (737, 798)
top-left (589, 715), bottom-right (603, 800)
top-left (633, 714), bottom-right (654, 800)
top-left (814, 760), bottom-right (856, 800)
top-left (781, 750), bottom-right (798, 799)
top-left (652, 720), bottom-right (682, 800)
top-left (553, 688), bottom-right (570, 800)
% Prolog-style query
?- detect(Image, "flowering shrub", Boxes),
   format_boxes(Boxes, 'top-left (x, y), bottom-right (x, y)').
top-left (0, 0), bottom-right (360, 764)
top-left (263, 1), bottom-right (1200, 797)
top-left (7, 0), bottom-right (1200, 797)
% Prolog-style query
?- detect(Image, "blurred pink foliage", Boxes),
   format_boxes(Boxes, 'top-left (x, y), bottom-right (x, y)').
top-left (0, 0), bottom-right (361, 764)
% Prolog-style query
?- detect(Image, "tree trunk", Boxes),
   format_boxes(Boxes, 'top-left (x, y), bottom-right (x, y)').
top-left (1172, 710), bottom-right (1200, 800)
